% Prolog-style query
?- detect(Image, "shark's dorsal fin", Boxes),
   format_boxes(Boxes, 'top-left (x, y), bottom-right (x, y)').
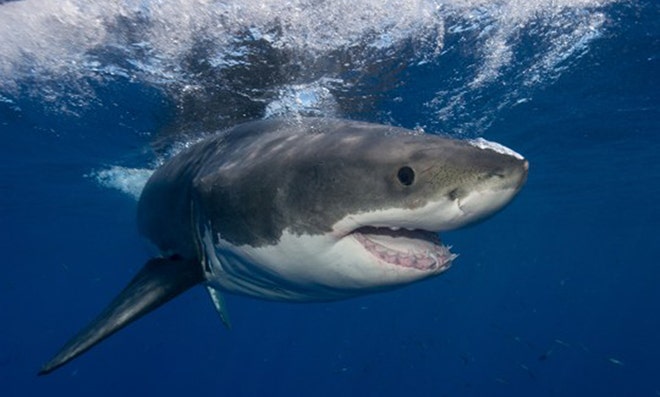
top-left (38, 256), bottom-right (204, 375)
top-left (206, 286), bottom-right (231, 329)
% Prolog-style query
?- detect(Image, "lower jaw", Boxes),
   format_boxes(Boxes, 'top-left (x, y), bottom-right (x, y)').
top-left (374, 249), bottom-right (455, 271)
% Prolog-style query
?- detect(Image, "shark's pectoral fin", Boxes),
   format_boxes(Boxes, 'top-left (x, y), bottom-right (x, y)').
top-left (38, 256), bottom-right (204, 375)
top-left (206, 286), bottom-right (231, 329)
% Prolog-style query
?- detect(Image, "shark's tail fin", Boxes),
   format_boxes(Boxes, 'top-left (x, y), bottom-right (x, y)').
top-left (38, 256), bottom-right (204, 375)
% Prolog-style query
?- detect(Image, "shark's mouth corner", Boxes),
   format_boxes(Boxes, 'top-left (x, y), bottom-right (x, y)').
top-left (350, 226), bottom-right (456, 271)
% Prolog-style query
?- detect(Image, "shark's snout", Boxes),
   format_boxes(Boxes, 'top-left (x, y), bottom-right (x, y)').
top-left (444, 139), bottom-right (528, 227)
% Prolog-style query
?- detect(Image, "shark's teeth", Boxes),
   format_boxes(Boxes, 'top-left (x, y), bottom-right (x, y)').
top-left (352, 228), bottom-right (454, 271)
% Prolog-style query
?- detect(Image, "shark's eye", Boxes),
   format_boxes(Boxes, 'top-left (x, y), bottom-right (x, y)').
top-left (397, 166), bottom-right (415, 186)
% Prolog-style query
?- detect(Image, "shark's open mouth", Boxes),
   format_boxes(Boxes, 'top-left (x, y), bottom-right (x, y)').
top-left (351, 226), bottom-right (456, 271)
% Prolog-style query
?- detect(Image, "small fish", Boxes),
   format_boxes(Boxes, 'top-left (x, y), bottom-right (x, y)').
top-left (520, 363), bottom-right (536, 380)
top-left (608, 358), bottom-right (624, 366)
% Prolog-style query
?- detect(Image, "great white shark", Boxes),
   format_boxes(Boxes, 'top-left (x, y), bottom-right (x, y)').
top-left (39, 117), bottom-right (528, 375)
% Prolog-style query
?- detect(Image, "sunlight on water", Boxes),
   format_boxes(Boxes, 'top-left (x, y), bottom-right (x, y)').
top-left (0, 0), bottom-right (617, 132)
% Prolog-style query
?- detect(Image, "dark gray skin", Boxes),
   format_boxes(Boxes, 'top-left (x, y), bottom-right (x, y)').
top-left (139, 117), bottom-right (527, 252)
top-left (40, 117), bottom-right (527, 376)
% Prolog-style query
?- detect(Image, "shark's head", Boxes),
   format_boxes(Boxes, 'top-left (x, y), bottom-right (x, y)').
top-left (193, 119), bottom-right (528, 300)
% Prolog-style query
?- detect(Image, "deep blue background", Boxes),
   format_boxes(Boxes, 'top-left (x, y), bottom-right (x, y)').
top-left (1, 2), bottom-right (659, 396)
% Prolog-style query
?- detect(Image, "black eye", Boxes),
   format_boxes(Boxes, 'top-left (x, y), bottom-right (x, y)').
top-left (397, 166), bottom-right (415, 186)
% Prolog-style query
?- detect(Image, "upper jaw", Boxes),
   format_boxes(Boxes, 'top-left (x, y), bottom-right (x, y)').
top-left (330, 199), bottom-right (465, 239)
top-left (329, 180), bottom-right (525, 241)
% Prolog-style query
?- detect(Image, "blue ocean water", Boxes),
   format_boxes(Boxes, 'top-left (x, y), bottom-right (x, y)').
top-left (1, 0), bottom-right (658, 396)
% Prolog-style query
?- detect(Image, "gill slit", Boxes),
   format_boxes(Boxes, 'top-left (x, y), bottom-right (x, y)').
top-left (190, 199), bottom-right (211, 274)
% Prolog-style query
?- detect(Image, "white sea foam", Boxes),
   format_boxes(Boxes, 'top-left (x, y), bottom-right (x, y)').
top-left (89, 166), bottom-right (154, 199)
top-left (264, 79), bottom-right (341, 119)
top-left (468, 137), bottom-right (525, 160)
top-left (0, 0), bottom-right (619, 129)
